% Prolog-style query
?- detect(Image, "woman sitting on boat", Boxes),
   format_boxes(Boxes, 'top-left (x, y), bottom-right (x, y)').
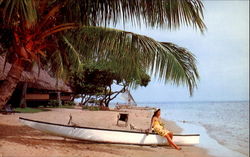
top-left (150, 109), bottom-right (181, 150)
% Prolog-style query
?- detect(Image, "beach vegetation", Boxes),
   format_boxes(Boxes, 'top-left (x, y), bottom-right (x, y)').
top-left (64, 101), bottom-right (75, 106)
top-left (0, 0), bottom-right (206, 109)
top-left (82, 105), bottom-right (100, 111)
top-left (48, 100), bottom-right (60, 107)
top-left (69, 61), bottom-right (150, 107)
top-left (47, 100), bottom-right (75, 108)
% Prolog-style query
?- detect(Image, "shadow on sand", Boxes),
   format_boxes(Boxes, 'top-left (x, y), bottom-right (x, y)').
top-left (0, 124), bottom-right (155, 155)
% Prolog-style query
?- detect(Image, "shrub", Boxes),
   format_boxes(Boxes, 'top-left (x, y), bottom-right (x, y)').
top-left (64, 101), bottom-right (75, 106)
top-left (82, 105), bottom-right (100, 111)
top-left (48, 100), bottom-right (60, 107)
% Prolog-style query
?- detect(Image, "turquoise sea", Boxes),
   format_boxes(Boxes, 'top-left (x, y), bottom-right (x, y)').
top-left (138, 101), bottom-right (249, 157)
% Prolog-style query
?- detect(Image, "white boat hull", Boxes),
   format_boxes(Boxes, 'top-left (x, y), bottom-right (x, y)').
top-left (19, 117), bottom-right (199, 145)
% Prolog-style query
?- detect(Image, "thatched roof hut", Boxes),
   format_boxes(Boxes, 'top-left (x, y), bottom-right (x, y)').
top-left (0, 56), bottom-right (72, 92)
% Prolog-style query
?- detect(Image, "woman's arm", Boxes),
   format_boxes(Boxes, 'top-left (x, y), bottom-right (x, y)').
top-left (150, 117), bottom-right (156, 128)
top-left (145, 117), bottom-right (156, 134)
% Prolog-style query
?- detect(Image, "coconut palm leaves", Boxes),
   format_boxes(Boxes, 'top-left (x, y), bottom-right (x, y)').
top-left (62, 26), bottom-right (199, 95)
top-left (1, 0), bottom-right (37, 28)
top-left (0, 0), bottom-right (206, 108)
top-left (62, 0), bottom-right (206, 32)
top-left (1, 0), bottom-right (206, 31)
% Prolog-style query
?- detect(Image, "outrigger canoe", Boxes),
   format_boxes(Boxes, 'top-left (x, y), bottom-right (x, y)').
top-left (19, 117), bottom-right (199, 145)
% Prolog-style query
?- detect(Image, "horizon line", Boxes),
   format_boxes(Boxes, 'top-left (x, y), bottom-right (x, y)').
top-left (111, 100), bottom-right (249, 104)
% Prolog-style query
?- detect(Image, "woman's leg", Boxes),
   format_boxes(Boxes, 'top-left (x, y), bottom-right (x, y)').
top-left (164, 134), bottom-right (181, 150)
top-left (168, 132), bottom-right (173, 140)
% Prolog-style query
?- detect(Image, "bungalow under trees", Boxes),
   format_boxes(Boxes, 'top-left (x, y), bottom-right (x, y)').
top-left (0, 56), bottom-right (72, 108)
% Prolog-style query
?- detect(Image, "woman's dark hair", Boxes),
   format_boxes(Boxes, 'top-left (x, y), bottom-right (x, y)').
top-left (153, 109), bottom-right (161, 117)
top-left (151, 109), bottom-right (161, 123)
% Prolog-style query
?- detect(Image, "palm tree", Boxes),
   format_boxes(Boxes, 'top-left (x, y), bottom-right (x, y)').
top-left (0, 0), bottom-right (206, 109)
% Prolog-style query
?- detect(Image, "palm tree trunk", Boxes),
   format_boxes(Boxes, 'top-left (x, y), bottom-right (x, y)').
top-left (0, 59), bottom-right (24, 109)
top-left (19, 82), bottom-right (28, 108)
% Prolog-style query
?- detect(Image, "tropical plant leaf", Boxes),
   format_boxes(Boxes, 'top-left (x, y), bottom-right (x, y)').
top-left (62, 36), bottom-right (82, 71)
top-left (1, 0), bottom-right (37, 28)
top-left (63, 0), bottom-right (206, 32)
top-left (49, 49), bottom-right (65, 79)
top-left (159, 42), bottom-right (199, 95)
top-left (63, 26), bottom-right (199, 95)
top-left (0, 0), bottom-right (205, 98)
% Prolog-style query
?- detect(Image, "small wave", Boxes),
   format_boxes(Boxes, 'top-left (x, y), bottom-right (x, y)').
top-left (200, 123), bottom-right (249, 156)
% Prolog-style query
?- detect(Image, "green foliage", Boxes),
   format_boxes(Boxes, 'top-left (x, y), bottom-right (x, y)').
top-left (69, 63), bottom-right (149, 107)
top-left (82, 105), bottom-right (100, 111)
top-left (48, 100), bottom-right (60, 107)
top-left (65, 27), bottom-right (198, 95)
top-left (137, 73), bottom-right (151, 87)
top-left (69, 70), bottom-right (105, 95)
top-left (0, 0), bottom-right (206, 100)
top-left (64, 101), bottom-right (75, 106)
top-left (46, 100), bottom-right (75, 108)
top-left (69, 62), bottom-right (150, 96)
top-left (1, 0), bottom-right (206, 31)
top-left (1, 0), bottom-right (37, 27)
top-left (58, 105), bottom-right (74, 109)
top-left (62, 0), bottom-right (206, 32)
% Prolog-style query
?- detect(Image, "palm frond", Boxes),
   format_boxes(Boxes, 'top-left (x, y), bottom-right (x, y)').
top-left (157, 42), bottom-right (199, 95)
top-left (49, 50), bottom-right (65, 79)
top-left (62, 36), bottom-right (82, 71)
top-left (63, 26), bottom-right (199, 95)
top-left (63, 0), bottom-right (206, 32)
top-left (1, 0), bottom-right (37, 28)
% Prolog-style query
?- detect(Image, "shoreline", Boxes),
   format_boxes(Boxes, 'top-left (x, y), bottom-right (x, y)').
top-left (174, 121), bottom-right (248, 157)
top-left (0, 108), bottom-right (213, 157)
top-left (202, 124), bottom-right (249, 157)
top-left (139, 101), bottom-right (249, 157)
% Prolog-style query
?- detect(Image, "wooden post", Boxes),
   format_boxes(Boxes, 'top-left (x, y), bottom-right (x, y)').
top-left (57, 91), bottom-right (62, 106)
top-left (19, 82), bottom-right (28, 108)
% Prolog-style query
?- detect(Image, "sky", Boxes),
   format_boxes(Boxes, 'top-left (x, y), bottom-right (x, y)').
top-left (112, 0), bottom-right (249, 103)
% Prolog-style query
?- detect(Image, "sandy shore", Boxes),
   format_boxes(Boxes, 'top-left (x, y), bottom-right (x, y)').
top-left (0, 108), bottom-right (213, 157)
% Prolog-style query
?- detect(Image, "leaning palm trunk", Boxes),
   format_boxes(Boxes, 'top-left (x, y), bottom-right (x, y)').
top-left (0, 59), bottom-right (24, 109)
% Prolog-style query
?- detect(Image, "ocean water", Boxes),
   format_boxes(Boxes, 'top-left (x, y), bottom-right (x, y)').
top-left (139, 101), bottom-right (249, 157)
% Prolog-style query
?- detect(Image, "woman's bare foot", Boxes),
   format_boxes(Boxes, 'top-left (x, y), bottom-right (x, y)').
top-left (170, 144), bottom-right (182, 150)
top-left (170, 145), bottom-right (176, 149)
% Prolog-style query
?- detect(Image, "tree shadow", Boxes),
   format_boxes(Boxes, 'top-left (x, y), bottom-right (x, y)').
top-left (0, 124), bottom-right (46, 138)
top-left (0, 124), bottom-right (154, 155)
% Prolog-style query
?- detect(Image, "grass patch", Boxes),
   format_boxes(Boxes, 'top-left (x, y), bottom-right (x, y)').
top-left (43, 105), bottom-right (75, 109)
top-left (82, 105), bottom-right (100, 111)
top-left (14, 107), bottom-right (51, 113)
top-left (58, 105), bottom-right (75, 109)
